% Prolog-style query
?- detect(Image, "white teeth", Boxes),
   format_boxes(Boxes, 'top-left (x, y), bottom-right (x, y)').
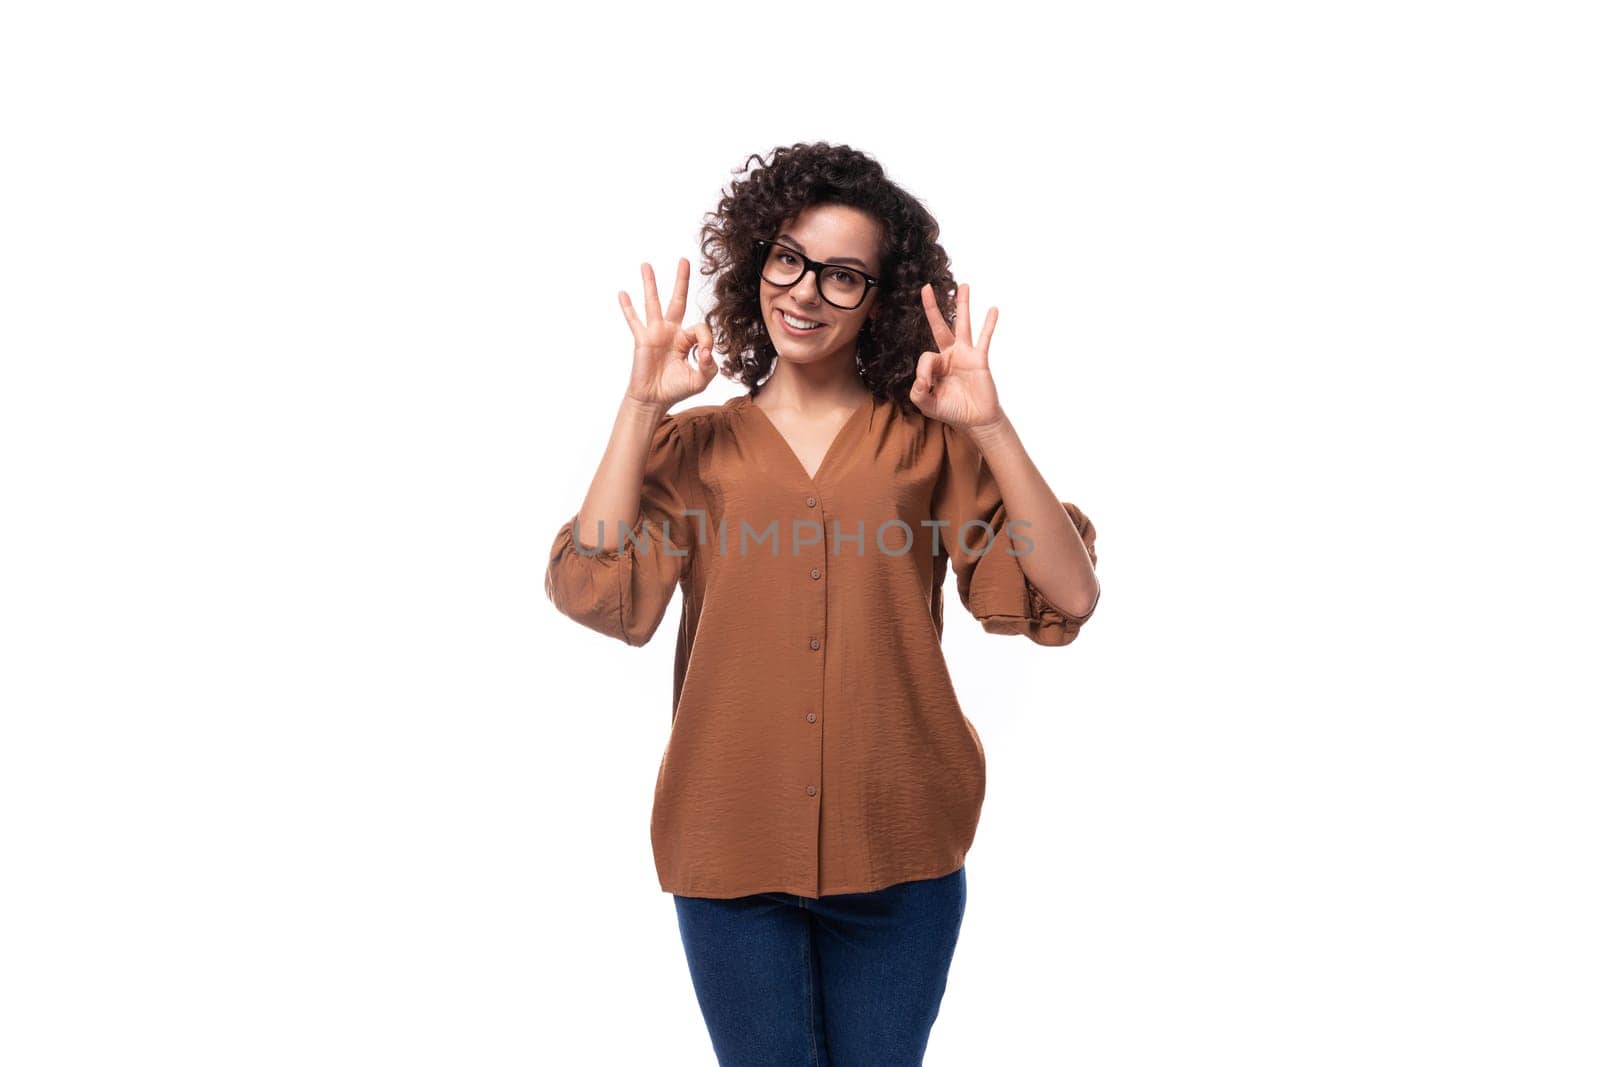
top-left (782, 312), bottom-right (822, 330)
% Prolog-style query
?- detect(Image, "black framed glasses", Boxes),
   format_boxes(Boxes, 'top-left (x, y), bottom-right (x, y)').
top-left (755, 238), bottom-right (880, 311)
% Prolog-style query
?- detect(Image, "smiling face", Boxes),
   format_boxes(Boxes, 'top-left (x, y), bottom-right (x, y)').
top-left (759, 202), bottom-right (884, 367)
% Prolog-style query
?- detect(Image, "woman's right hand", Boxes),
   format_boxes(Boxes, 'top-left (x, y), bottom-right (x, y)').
top-left (619, 258), bottom-right (719, 408)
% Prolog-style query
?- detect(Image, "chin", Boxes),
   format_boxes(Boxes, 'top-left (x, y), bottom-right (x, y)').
top-left (776, 346), bottom-right (830, 363)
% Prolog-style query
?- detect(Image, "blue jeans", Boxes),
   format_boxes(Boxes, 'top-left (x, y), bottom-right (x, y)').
top-left (672, 866), bottom-right (967, 1066)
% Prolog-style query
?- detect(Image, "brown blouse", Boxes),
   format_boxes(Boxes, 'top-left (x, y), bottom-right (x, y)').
top-left (544, 391), bottom-right (1099, 899)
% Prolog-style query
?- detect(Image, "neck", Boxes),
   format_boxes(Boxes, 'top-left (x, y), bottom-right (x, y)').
top-left (757, 354), bottom-right (869, 414)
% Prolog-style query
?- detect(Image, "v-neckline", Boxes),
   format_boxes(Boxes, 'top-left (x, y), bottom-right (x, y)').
top-left (740, 392), bottom-right (876, 488)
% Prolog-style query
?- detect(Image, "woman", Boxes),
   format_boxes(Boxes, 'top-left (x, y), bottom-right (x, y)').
top-left (545, 142), bottom-right (1100, 1065)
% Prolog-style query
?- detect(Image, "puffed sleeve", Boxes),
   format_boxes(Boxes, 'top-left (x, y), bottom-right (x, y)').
top-left (543, 411), bottom-right (697, 647)
top-left (930, 419), bottom-right (1099, 647)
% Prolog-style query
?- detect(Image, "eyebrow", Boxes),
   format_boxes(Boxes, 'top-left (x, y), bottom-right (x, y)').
top-left (777, 234), bottom-right (873, 272)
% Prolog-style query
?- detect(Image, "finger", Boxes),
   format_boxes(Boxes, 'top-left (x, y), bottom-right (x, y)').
top-left (692, 322), bottom-right (716, 378)
top-left (909, 351), bottom-right (941, 412)
top-left (672, 324), bottom-right (694, 357)
top-left (921, 284), bottom-right (956, 351)
top-left (908, 374), bottom-right (929, 413)
top-left (908, 372), bottom-right (929, 412)
top-left (914, 349), bottom-right (941, 396)
top-left (618, 291), bottom-right (644, 338)
top-left (975, 305), bottom-right (998, 358)
top-left (641, 262), bottom-right (663, 323)
top-left (699, 336), bottom-right (719, 386)
top-left (665, 257), bottom-right (691, 324)
top-left (955, 283), bottom-right (971, 346)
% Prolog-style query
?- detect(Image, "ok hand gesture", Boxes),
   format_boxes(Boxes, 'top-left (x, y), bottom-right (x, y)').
top-left (619, 258), bottom-right (719, 408)
top-left (909, 282), bottom-right (1004, 432)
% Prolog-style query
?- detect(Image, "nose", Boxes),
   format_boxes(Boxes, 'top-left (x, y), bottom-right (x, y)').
top-left (789, 270), bottom-right (823, 305)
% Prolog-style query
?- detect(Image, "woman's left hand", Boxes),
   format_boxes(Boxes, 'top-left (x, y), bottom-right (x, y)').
top-left (910, 282), bottom-right (1005, 432)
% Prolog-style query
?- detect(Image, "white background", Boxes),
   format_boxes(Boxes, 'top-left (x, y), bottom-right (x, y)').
top-left (3, 1), bottom-right (1596, 1064)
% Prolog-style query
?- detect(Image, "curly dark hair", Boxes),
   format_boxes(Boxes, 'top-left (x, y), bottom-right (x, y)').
top-left (698, 142), bottom-right (958, 415)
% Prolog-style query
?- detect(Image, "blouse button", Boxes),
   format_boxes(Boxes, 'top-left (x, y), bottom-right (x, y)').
top-left (806, 712), bottom-right (816, 723)
top-left (805, 496), bottom-right (817, 508)
top-left (806, 785), bottom-right (817, 797)
top-left (810, 567), bottom-right (821, 580)
top-left (809, 637), bottom-right (820, 650)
